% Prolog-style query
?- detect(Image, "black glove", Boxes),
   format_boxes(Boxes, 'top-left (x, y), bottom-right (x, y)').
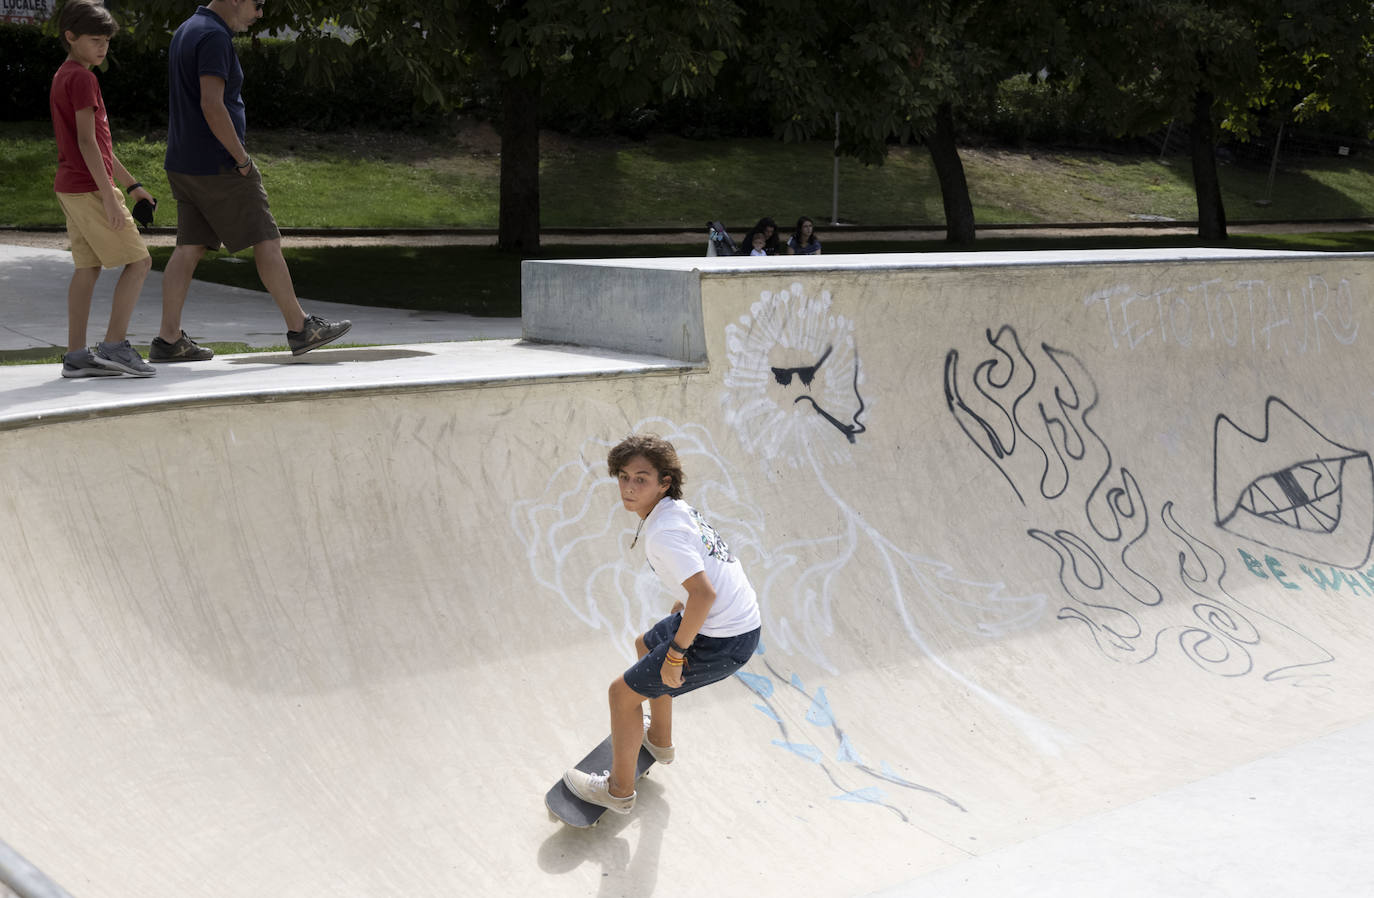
top-left (132, 197), bottom-right (157, 229)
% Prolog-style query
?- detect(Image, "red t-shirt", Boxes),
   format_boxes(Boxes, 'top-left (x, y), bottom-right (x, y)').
top-left (50, 59), bottom-right (114, 194)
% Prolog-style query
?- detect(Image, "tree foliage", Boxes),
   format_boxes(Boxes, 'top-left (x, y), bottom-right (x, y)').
top-left (739, 0), bottom-right (1062, 242)
top-left (119, 0), bottom-right (742, 251)
top-left (1063, 0), bottom-right (1374, 238)
top-left (110, 0), bottom-right (1371, 245)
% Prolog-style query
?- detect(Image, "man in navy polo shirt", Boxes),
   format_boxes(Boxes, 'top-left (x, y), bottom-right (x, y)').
top-left (156, 0), bottom-right (351, 361)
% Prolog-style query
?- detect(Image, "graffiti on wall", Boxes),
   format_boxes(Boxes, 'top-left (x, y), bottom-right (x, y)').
top-left (1084, 273), bottom-right (1359, 355)
top-left (1214, 396), bottom-right (1374, 570)
top-left (722, 282), bottom-right (867, 468)
top-left (512, 282), bottom-right (1071, 816)
top-left (738, 660), bottom-right (966, 820)
top-left (945, 324), bottom-right (1336, 687)
top-left (722, 285), bottom-right (1062, 752)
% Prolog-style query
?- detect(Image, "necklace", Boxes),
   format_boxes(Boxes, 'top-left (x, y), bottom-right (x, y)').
top-left (631, 496), bottom-right (666, 548)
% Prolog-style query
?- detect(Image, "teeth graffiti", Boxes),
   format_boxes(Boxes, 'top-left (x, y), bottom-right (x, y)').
top-left (1214, 397), bottom-right (1374, 569)
top-left (1238, 459), bottom-right (1345, 534)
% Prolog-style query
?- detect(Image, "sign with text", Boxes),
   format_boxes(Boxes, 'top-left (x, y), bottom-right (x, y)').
top-left (2, 0), bottom-right (54, 24)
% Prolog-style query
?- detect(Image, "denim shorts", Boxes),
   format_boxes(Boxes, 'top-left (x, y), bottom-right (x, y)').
top-left (622, 612), bottom-right (761, 700)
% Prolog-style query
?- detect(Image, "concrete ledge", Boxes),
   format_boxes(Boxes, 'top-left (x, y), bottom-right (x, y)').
top-left (521, 260), bottom-right (707, 362)
top-left (0, 339), bottom-right (692, 431)
top-left (520, 248), bottom-right (1368, 362)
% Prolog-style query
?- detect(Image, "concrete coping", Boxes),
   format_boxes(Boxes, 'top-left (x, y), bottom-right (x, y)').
top-left (520, 247), bottom-right (1372, 364)
top-left (523, 246), bottom-right (1360, 273)
top-left (0, 340), bottom-right (693, 432)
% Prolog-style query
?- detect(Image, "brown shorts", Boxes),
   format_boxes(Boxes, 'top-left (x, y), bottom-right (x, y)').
top-left (56, 189), bottom-right (150, 270)
top-left (167, 165), bottom-right (281, 253)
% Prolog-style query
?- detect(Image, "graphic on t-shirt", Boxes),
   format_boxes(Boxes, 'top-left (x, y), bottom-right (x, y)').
top-left (690, 507), bottom-right (735, 563)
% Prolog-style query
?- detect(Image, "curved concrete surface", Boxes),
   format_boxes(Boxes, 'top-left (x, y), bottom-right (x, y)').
top-left (2, 249), bottom-right (1373, 897)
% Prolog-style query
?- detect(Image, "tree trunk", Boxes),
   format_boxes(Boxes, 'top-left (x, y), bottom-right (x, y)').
top-left (1189, 85), bottom-right (1227, 241)
top-left (498, 70), bottom-right (541, 253)
top-left (927, 102), bottom-right (975, 244)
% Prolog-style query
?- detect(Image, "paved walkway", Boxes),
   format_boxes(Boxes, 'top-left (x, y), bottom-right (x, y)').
top-left (0, 242), bottom-right (519, 357)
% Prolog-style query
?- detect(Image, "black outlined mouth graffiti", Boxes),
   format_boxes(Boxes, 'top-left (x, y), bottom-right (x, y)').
top-left (1214, 396), bottom-right (1374, 569)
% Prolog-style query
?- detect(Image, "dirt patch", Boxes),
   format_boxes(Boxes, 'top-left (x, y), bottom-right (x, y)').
top-left (450, 118), bottom-right (502, 156)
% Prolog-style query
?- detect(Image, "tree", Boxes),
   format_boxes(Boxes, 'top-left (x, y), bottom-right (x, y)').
top-left (478, 0), bottom-right (743, 251)
top-left (1065, 0), bottom-right (1374, 240)
top-left (120, 0), bottom-right (743, 252)
top-left (741, 0), bottom-right (1060, 243)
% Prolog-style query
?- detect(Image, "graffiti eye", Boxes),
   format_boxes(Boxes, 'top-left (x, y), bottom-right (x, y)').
top-left (1237, 459), bottom-right (1341, 533)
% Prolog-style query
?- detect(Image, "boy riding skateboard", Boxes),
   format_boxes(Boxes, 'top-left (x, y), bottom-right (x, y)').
top-left (560, 434), bottom-right (762, 816)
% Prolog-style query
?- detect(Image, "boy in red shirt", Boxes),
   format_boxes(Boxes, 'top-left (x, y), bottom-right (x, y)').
top-left (49, 0), bottom-right (157, 378)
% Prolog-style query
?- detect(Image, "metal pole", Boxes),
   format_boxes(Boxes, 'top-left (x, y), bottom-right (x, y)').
top-left (831, 111), bottom-right (840, 225)
top-left (0, 840), bottom-right (78, 898)
top-left (1259, 120), bottom-right (1285, 206)
top-left (1159, 119), bottom-right (1174, 161)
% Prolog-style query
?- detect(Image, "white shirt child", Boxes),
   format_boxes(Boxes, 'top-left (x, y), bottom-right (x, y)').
top-left (642, 497), bottom-right (761, 637)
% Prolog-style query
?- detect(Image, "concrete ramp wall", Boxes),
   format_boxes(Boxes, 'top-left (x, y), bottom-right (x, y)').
top-left (2, 249), bottom-right (1372, 897)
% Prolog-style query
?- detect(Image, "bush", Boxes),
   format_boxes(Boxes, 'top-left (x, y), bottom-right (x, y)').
top-left (963, 74), bottom-right (1105, 147)
top-left (1, 24), bottom-right (61, 121)
top-left (539, 58), bottom-right (774, 142)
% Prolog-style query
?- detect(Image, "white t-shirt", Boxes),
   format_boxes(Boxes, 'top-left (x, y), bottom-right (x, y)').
top-left (642, 497), bottom-right (761, 637)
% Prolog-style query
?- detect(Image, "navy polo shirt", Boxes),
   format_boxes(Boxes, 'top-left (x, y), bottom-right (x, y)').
top-left (165, 7), bottom-right (246, 175)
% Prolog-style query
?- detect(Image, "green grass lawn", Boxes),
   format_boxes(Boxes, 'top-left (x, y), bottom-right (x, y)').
top-left (5, 122), bottom-right (1373, 229)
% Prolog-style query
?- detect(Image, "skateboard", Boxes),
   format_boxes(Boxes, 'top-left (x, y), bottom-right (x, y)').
top-left (546, 735), bottom-right (655, 827)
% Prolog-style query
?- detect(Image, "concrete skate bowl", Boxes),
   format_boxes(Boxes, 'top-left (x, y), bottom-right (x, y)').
top-left (2, 248), bottom-right (1373, 897)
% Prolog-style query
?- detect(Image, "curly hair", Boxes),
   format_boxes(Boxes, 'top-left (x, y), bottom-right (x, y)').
top-left (606, 433), bottom-right (685, 500)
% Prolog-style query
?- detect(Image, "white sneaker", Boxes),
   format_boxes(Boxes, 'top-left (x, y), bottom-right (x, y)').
top-left (642, 719), bottom-right (675, 764)
top-left (562, 769), bottom-right (635, 814)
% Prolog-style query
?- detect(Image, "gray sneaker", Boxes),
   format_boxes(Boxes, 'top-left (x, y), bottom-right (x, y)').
top-left (96, 340), bottom-right (157, 377)
top-left (149, 330), bottom-right (214, 362)
top-left (287, 315), bottom-right (352, 356)
top-left (61, 347), bottom-right (124, 379)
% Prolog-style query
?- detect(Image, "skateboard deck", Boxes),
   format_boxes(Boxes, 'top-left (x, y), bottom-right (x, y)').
top-left (546, 735), bottom-right (655, 827)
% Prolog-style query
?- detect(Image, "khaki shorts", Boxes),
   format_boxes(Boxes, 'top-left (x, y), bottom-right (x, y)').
top-left (57, 189), bottom-right (150, 270)
top-left (168, 166), bottom-right (280, 254)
